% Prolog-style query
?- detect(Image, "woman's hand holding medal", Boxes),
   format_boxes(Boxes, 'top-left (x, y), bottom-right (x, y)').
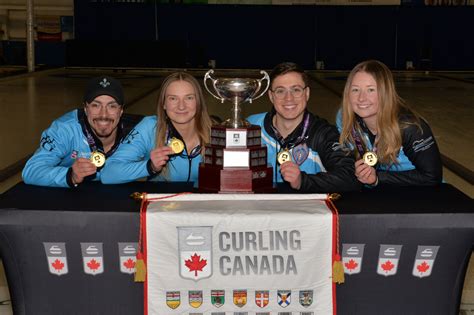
top-left (150, 138), bottom-right (186, 174)
top-left (355, 159), bottom-right (378, 186)
top-left (149, 146), bottom-right (174, 174)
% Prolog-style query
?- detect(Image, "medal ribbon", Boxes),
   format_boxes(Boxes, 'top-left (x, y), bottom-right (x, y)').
top-left (350, 126), bottom-right (367, 159)
top-left (271, 112), bottom-right (311, 152)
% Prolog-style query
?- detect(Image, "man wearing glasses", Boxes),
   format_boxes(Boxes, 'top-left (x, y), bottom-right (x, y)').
top-left (247, 62), bottom-right (359, 193)
top-left (22, 76), bottom-right (143, 187)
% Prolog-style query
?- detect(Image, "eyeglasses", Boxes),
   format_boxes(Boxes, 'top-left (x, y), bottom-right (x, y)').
top-left (271, 86), bottom-right (307, 100)
top-left (86, 102), bottom-right (121, 114)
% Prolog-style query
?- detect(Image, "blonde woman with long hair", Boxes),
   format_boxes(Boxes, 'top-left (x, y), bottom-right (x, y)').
top-left (337, 60), bottom-right (442, 186)
top-left (102, 72), bottom-right (212, 184)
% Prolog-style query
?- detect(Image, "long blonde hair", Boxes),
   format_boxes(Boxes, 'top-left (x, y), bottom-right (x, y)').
top-left (339, 60), bottom-right (420, 165)
top-left (155, 72), bottom-right (212, 176)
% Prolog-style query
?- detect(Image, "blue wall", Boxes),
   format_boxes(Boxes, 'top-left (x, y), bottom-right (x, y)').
top-left (1, 41), bottom-right (65, 66)
top-left (6, 4), bottom-right (473, 70)
top-left (71, 4), bottom-right (474, 70)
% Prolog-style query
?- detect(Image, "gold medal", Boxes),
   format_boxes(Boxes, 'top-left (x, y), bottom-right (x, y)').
top-left (90, 151), bottom-right (106, 167)
top-left (169, 137), bottom-right (185, 154)
top-left (277, 149), bottom-right (291, 165)
top-left (363, 151), bottom-right (378, 167)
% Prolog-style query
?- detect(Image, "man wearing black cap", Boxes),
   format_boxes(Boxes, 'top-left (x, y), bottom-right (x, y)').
top-left (22, 76), bottom-right (143, 187)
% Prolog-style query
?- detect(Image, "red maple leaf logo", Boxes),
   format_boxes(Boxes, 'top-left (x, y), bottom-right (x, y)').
top-left (417, 261), bottom-right (430, 273)
top-left (51, 259), bottom-right (64, 271)
top-left (381, 260), bottom-right (395, 272)
top-left (123, 258), bottom-right (135, 270)
top-left (345, 259), bottom-right (358, 270)
top-left (185, 253), bottom-right (207, 277)
top-left (87, 259), bottom-right (101, 271)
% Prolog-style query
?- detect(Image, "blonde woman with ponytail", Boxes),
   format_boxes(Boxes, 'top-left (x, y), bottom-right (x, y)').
top-left (337, 60), bottom-right (442, 187)
top-left (102, 72), bottom-right (212, 184)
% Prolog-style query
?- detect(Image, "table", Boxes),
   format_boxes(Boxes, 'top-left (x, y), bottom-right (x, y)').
top-left (0, 182), bottom-right (473, 314)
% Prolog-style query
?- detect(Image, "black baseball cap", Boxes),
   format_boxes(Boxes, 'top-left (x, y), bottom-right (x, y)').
top-left (83, 76), bottom-right (124, 106)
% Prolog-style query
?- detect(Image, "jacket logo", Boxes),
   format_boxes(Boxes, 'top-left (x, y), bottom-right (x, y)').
top-left (40, 135), bottom-right (56, 151)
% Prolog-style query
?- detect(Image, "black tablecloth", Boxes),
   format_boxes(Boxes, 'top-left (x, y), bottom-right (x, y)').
top-left (0, 182), bottom-right (473, 315)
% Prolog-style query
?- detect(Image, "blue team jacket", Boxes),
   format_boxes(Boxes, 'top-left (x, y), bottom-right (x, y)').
top-left (335, 110), bottom-right (415, 172)
top-left (22, 109), bottom-right (143, 188)
top-left (335, 109), bottom-right (442, 186)
top-left (101, 116), bottom-right (202, 184)
top-left (247, 113), bottom-right (327, 183)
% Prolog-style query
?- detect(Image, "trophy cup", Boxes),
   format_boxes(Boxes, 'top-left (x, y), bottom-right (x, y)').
top-left (198, 70), bottom-right (274, 193)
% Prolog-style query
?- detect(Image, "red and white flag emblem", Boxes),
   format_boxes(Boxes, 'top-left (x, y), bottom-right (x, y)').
top-left (412, 246), bottom-right (439, 278)
top-left (255, 290), bottom-right (269, 308)
top-left (81, 243), bottom-right (104, 275)
top-left (43, 242), bottom-right (68, 276)
top-left (377, 245), bottom-right (402, 277)
top-left (178, 226), bottom-right (212, 281)
top-left (342, 244), bottom-right (365, 275)
top-left (118, 243), bottom-right (138, 274)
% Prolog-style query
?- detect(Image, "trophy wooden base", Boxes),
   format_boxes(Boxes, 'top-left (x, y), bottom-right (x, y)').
top-left (198, 164), bottom-right (275, 193)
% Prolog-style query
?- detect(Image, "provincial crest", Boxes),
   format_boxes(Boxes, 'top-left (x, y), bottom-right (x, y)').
top-left (166, 291), bottom-right (180, 309)
top-left (189, 290), bottom-right (203, 308)
top-left (412, 246), bottom-right (439, 278)
top-left (299, 290), bottom-right (313, 307)
top-left (255, 290), bottom-right (269, 308)
top-left (211, 290), bottom-right (225, 307)
top-left (277, 290), bottom-right (291, 308)
top-left (342, 243), bottom-right (365, 275)
top-left (292, 143), bottom-right (309, 165)
top-left (81, 243), bottom-right (104, 275)
top-left (43, 242), bottom-right (68, 276)
top-left (233, 289), bottom-right (247, 307)
top-left (118, 243), bottom-right (138, 274)
top-left (377, 244), bottom-right (403, 277)
top-left (178, 226), bottom-right (213, 281)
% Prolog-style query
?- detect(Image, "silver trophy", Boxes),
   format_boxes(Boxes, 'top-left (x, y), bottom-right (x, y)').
top-left (199, 70), bottom-right (274, 193)
top-left (204, 70), bottom-right (270, 128)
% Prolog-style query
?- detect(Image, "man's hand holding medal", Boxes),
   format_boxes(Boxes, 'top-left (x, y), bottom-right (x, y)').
top-left (277, 150), bottom-right (303, 190)
top-left (71, 151), bottom-right (106, 185)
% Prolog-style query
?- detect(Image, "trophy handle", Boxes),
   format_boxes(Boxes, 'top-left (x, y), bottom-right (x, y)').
top-left (249, 70), bottom-right (270, 103)
top-left (204, 70), bottom-right (225, 103)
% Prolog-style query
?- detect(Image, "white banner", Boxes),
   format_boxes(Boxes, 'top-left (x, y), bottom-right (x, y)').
top-left (144, 193), bottom-right (335, 314)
